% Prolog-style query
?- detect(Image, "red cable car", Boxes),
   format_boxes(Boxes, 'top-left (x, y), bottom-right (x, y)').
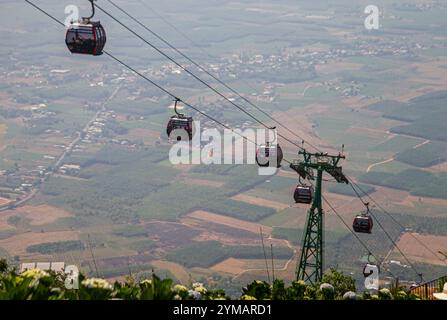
top-left (166, 99), bottom-right (193, 141)
top-left (65, 1), bottom-right (106, 56)
top-left (294, 185), bottom-right (314, 204)
top-left (353, 203), bottom-right (373, 233)
top-left (353, 215), bottom-right (373, 234)
top-left (256, 143), bottom-right (283, 168)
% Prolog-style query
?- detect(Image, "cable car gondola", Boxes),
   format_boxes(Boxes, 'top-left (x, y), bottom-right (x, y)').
top-left (256, 128), bottom-right (283, 168)
top-left (294, 184), bottom-right (314, 204)
top-left (353, 203), bottom-right (373, 234)
top-left (65, 0), bottom-right (106, 56)
top-left (166, 98), bottom-right (193, 141)
top-left (256, 143), bottom-right (283, 168)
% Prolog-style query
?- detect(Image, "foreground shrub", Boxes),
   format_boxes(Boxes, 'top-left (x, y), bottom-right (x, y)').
top-left (0, 260), bottom-right (428, 300)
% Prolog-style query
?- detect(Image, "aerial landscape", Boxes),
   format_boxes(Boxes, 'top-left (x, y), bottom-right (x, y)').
top-left (0, 0), bottom-right (447, 302)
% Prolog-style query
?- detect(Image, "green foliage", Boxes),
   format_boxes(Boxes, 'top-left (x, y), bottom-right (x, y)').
top-left (42, 147), bottom-right (177, 223)
top-left (204, 199), bottom-right (275, 221)
top-left (0, 260), bottom-right (431, 300)
top-left (242, 280), bottom-right (271, 300)
top-left (360, 169), bottom-right (447, 199)
top-left (327, 183), bottom-right (375, 197)
top-left (392, 112), bottom-right (447, 141)
top-left (102, 119), bottom-right (129, 137)
top-left (113, 225), bottom-right (148, 238)
top-left (369, 91), bottom-right (447, 141)
top-left (128, 240), bottom-right (156, 252)
top-left (395, 141), bottom-right (447, 168)
top-left (272, 227), bottom-right (348, 246)
top-left (166, 241), bottom-right (293, 268)
top-left (438, 276), bottom-right (447, 293)
top-left (0, 107), bottom-right (32, 119)
top-left (0, 259), bottom-right (7, 273)
top-left (26, 240), bottom-right (84, 254)
top-left (319, 268), bottom-right (356, 299)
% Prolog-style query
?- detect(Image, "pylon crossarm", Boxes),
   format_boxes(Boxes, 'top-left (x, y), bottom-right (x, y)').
top-left (294, 150), bottom-right (346, 285)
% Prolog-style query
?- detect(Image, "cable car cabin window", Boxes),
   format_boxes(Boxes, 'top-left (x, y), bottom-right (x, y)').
top-left (66, 23), bottom-right (105, 56)
top-left (167, 116), bottom-right (193, 141)
top-left (256, 144), bottom-right (283, 168)
top-left (353, 216), bottom-right (373, 234)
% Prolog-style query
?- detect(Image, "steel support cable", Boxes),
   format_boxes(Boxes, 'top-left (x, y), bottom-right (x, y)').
top-left (104, 0), bottom-right (322, 153)
top-left (94, 3), bottom-right (313, 152)
top-left (348, 176), bottom-right (447, 265)
top-left (348, 174), bottom-right (442, 266)
top-left (320, 194), bottom-right (400, 280)
top-left (307, 176), bottom-right (384, 266)
top-left (302, 175), bottom-right (397, 279)
top-left (347, 179), bottom-right (425, 281)
top-left (25, 0), bottom-right (300, 166)
top-left (26, 0), bottom-right (419, 282)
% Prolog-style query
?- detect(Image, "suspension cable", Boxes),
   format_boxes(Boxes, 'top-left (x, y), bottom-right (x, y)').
top-left (104, 0), bottom-right (322, 153)
top-left (321, 194), bottom-right (400, 280)
top-left (95, 0), bottom-right (434, 278)
top-left (347, 179), bottom-right (425, 281)
top-left (94, 2), bottom-right (313, 152)
top-left (348, 176), bottom-right (446, 265)
top-left (26, 0), bottom-right (433, 282)
top-left (24, 0), bottom-right (297, 163)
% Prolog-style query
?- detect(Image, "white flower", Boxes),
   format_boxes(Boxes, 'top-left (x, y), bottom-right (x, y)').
top-left (241, 295), bottom-right (257, 300)
top-left (194, 286), bottom-right (207, 294)
top-left (343, 291), bottom-right (357, 300)
top-left (21, 268), bottom-right (50, 288)
top-left (174, 284), bottom-right (188, 293)
top-left (192, 282), bottom-right (204, 289)
top-left (379, 288), bottom-right (393, 299)
top-left (21, 268), bottom-right (50, 280)
top-left (82, 278), bottom-right (113, 290)
top-left (320, 283), bottom-right (335, 292)
top-left (188, 290), bottom-right (202, 300)
top-left (140, 279), bottom-right (152, 287)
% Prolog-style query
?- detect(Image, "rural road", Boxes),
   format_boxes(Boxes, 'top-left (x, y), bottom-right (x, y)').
top-left (232, 239), bottom-right (297, 281)
top-left (366, 157), bottom-right (394, 173)
top-left (0, 85), bottom-right (122, 211)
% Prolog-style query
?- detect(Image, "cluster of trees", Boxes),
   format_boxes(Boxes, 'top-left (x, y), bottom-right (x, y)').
top-left (327, 183), bottom-right (375, 197)
top-left (360, 169), bottom-right (447, 199)
top-left (42, 144), bottom-right (280, 224)
top-left (108, 97), bottom-right (167, 117)
top-left (0, 107), bottom-right (32, 119)
top-left (102, 119), bottom-right (129, 137)
top-left (113, 225), bottom-right (148, 238)
top-left (369, 91), bottom-right (447, 141)
top-left (166, 240), bottom-right (293, 268)
top-left (396, 141), bottom-right (447, 168)
top-left (70, 145), bottom-right (169, 168)
top-left (0, 259), bottom-right (424, 300)
top-left (26, 240), bottom-right (84, 254)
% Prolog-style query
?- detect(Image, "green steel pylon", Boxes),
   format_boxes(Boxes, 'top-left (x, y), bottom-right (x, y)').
top-left (290, 150), bottom-right (348, 285)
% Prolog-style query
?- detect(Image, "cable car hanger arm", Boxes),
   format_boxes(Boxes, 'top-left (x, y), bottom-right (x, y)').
top-left (83, 0), bottom-right (97, 21)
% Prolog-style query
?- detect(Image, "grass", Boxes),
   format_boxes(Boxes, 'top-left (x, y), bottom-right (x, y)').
top-left (166, 240), bottom-right (293, 268)
top-left (272, 227), bottom-right (349, 246)
top-left (372, 135), bottom-right (424, 153)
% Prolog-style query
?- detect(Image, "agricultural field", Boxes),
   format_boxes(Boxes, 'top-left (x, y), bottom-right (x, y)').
top-left (0, 0), bottom-right (447, 293)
